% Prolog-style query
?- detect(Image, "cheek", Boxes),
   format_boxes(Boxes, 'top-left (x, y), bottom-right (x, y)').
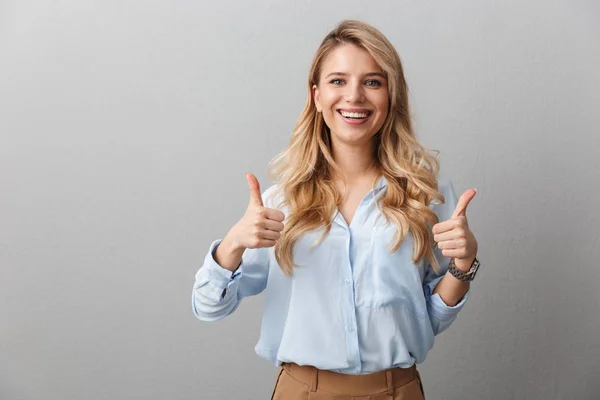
top-left (321, 91), bottom-right (339, 110)
top-left (380, 102), bottom-right (389, 116)
top-left (377, 92), bottom-right (390, 113)
top-left (375, 95), bottom-right (389, 121)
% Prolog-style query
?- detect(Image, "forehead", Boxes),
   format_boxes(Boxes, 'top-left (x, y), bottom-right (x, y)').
top-left (320, 43), bottom-right (383, 75)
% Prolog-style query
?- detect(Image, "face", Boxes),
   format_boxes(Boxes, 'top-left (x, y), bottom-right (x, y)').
top-left (313, 43), bottom-right (389, 147)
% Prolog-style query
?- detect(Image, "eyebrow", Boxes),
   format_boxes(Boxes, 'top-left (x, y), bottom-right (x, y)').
top-left (324, 72), bottom-right (387, 80)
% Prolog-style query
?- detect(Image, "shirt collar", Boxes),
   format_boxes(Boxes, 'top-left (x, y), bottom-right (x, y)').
top-left (374, 175), bottom-right (388, 193)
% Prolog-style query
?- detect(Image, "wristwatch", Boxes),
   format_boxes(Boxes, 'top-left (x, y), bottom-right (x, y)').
top-left (448, 257), bottom-right (480, 282)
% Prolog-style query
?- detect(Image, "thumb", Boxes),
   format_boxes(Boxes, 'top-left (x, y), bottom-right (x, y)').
top-left (246, 172), bottom-right (264, 207)
top-left (451, 188), bottom-right (477, 218)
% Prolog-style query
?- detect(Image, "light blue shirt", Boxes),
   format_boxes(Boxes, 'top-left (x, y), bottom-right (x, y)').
top-left (192, 176), bottom-right (470, 374)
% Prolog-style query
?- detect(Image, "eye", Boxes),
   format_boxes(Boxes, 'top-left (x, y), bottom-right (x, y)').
top-left (365, 80), bottom-right (382, 87)
top-left (329, 78), bottom-right (344, 85)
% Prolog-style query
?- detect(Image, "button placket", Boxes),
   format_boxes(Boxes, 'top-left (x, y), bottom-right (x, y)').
top-left (344, 227), bottom-right (361, 370)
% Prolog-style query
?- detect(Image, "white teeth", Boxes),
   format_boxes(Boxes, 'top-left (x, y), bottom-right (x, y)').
top-left (340, 111), bottom-right (369, 118)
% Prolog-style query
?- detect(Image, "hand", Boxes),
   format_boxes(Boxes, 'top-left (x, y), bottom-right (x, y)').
top-left (432, 188), bottom-right (479, 272)
top-left (227, 173), bottom-right (286, 250)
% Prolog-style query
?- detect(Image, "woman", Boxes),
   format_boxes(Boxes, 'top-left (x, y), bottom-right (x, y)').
top-left (192, 20), bottom-right (480, 400)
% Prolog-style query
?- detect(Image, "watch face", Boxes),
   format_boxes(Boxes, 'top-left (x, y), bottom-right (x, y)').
top-left (469, 259), bottom-right (480, 275)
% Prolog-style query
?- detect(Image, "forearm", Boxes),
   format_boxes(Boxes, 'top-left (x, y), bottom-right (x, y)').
top-left (432, 257), bottom-right (473, 307)
top-left (213, 233), bottom-right (245, 272)
top-left (192, 239), bottom-right (244, 321)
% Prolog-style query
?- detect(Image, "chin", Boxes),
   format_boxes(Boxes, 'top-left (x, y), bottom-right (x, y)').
top-left (331, 129), bottom-right (376, 145)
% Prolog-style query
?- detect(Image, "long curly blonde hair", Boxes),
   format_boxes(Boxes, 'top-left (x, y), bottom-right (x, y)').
top-left (268, 20), bottom-right (446, 276)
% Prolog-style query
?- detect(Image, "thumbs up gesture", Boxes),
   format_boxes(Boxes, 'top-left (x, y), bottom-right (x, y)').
top-left (432, 188), bottom-right (479, 272)
top-left (228, 173), bottom-right (286, 250)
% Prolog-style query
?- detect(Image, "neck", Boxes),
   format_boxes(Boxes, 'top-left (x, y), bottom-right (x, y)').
top-left (330, 138), bottom-right (379, 184)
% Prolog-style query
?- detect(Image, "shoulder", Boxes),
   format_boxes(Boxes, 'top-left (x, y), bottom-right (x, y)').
top-left (430, 174), bottom-right (458, 220)
top-left (437, 176), bottom-right (456, 199)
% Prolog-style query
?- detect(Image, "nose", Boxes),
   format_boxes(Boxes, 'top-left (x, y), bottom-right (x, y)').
top-left (345, 80), bottom-right (365, 103)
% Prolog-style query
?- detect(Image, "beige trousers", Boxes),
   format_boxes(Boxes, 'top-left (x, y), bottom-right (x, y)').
top-left (270, 362), bottom-right (425, 400)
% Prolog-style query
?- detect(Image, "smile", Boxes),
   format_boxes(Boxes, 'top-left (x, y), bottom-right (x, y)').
top-left (337, 109), bottom-right (372, 125)
top-left (338, 109), bottom-right (371, 118)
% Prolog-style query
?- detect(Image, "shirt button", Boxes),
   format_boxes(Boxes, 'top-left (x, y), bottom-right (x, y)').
top-left (344, 279), bottom-right (351, 285)
top-left (349, 326), bottom-right (356, 332)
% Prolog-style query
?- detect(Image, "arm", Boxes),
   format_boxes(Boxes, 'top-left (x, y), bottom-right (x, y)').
top-left (191, 238), bottom-right (269, 322)
top-left (423, 250), bottom-right (471, 335)
top-left (423, 178), bottom-right (476, 335)
top-left (432, 256), bottom-right (473, 306)
top-left (191, 178), bottom-right (283, 322)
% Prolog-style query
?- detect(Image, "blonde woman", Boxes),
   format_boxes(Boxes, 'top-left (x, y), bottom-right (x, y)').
top-left (192, 20), bottom-right (480, 400)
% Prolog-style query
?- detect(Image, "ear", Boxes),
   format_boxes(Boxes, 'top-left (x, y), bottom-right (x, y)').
top-left (312, 84), bottom-right (322, 112)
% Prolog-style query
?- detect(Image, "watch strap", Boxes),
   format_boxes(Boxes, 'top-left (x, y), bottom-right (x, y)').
top-left (448, 257), bottom-right (480, 282)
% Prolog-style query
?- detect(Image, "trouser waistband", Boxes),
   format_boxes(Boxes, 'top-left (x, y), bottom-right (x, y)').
top-left (282, 362), bottom-right (419, 396)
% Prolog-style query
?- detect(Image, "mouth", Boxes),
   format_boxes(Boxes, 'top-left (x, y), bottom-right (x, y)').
top-left (336, 109), bottom-right (372, 125)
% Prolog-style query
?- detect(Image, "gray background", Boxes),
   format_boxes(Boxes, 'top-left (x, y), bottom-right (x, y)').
top-left (1, 0), bottom-right (599, 399)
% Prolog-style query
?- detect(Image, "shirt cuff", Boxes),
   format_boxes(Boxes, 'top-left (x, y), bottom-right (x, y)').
top-left (202, 239), bottom-right (243, 290)
top-left (427, 288), bottom-right (470, 321)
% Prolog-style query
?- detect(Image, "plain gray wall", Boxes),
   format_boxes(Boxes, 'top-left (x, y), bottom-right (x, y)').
top-left (1, 0), bottom-right (599, 399)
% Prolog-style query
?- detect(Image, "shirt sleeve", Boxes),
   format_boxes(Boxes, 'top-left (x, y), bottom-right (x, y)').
top-left (191, 240), bottom-right (270, 321)
top-left (191, 184), bottom-right (278, 322)
top-left (423, 178), bottom-right (471, 335)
